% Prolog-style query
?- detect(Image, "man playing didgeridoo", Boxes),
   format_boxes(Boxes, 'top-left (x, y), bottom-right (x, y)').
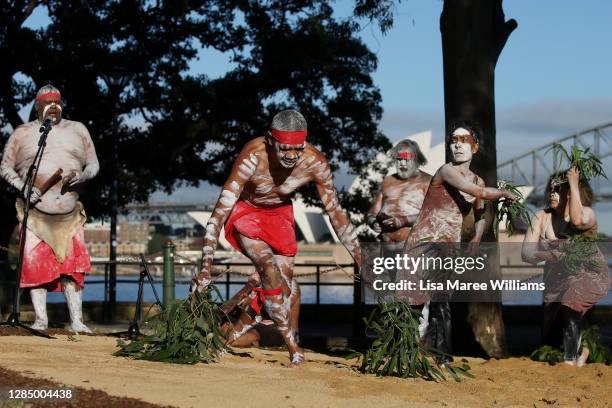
top-left (192, 110), bottom-right (362, 366)
top-left (401, 121), bottom-right (516, 364)
top-left (0, 84), bottom-right (99, 333)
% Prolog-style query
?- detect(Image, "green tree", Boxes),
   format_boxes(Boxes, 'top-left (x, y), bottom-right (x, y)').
top-left (0, 1), bottom-right (387, 267)
top-left (0, 1), bottom-right (46, 302)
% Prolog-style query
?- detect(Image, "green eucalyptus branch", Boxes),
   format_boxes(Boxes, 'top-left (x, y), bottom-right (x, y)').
top-left (114, 285), bottom-right (231, 364)
top-left (349, 300), bottom-right (474, 382)
top-left (493, 181), bottom-right (535, 236)
top-left (548, 143), bottom-right (607, 184)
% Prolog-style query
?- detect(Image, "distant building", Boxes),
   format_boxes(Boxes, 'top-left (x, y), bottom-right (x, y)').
top-left (84, 220), bottom-right (151, 257)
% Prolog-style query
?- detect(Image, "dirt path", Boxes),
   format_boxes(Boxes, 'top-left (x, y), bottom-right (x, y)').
top-left (0, 365), bottom-right (173, 407)
top-left (0, 335), bottom-right (610, 408)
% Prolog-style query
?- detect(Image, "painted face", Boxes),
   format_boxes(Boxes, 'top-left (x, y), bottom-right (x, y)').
top-left (449, 128), bottom-right (477, 163)
top-left (395, 149), bottom-right (418, 179)
top-left (274, 141), bottom-right (305, 168)
top-left (36, 95), bottom-right (63, 124)
top-left (548, 179), bottom-right (572, 211)
top-left (548, 181), bottom-right (563, 209)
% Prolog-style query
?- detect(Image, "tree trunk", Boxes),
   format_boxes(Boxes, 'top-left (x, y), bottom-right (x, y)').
top-left (440, 0), bottom-right (517, 358)
top-left (0, 199), bottom-right (17, 310)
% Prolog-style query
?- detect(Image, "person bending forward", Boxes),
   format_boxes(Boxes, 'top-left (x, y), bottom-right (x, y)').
top-left (192, 110), bottom-right (362, 366)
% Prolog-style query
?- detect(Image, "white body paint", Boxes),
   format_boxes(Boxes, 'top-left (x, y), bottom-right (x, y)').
top-left (0, 119), bottom-right (99, 214)
top-left (62, 278), bottom-right (92, 333)
top-left (29, 288), bottom-right (48, 330)
top-left (42, 103), bottom-right (62, 123)
top-left (452, 127), bottom-right (471, 137)
top-left (380, 183), bottom-right (422, 218)
top-left (450, 141), bottom-right (473, 163)
top-left (219, 189), bottom-right (238, 207)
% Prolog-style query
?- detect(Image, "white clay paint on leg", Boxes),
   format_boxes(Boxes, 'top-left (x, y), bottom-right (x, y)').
top-left (29, 288), bottom-right (48, 330)
top-left (62, 279), bottom-right (92, 333)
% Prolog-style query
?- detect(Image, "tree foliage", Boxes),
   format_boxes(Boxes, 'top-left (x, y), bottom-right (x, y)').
top-left (0, 0), bottom-right (388, 257)
top-left (353, 0), bottom-right (399, 34)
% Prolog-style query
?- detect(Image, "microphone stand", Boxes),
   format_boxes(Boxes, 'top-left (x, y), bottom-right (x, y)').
top-left (111, 254), bottom-right (162, 339)
top-left (0, 119), bottom-right (54, 338)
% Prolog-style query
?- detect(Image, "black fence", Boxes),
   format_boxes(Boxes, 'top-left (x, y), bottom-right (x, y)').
top-left (88, 260), bottom-right (360, 324)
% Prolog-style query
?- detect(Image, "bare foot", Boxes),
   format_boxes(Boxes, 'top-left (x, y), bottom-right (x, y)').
top-left (289, 351), bottom-right (305, 368)
top-left (576, 347), bottom-right (590, 367)
top-left (30, 320), bottom-right (48, 331)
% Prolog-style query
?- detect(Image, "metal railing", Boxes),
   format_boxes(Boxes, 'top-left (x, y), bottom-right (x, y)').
top-left (87, 259), bottom-right (360, 324)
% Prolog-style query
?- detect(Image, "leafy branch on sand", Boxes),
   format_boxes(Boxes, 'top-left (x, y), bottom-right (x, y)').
top-left (348, 300), bottom-right (473, 382)
top-left (548, 143), bottom-right (607, 184)
top-left (581, 326), bottom-right (612, 364)
top-left (494, 181), bottom-right (535, 236)
top-left (529, 345), bottom-right (563, 365)
top-left (531, 326), bottom-right (612, 365)
top-left (114, 286), bottom-right (230, 364)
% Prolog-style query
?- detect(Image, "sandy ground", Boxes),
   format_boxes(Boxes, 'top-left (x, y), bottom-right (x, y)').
top-left (0, 335), bottom-right (610, 408)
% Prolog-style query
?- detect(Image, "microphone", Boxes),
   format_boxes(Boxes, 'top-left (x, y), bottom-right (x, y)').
top-left (39, 117), bottom-right (53, 133)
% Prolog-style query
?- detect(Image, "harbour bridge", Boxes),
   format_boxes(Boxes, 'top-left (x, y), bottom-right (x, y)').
top-left (497, 122), bottom-right (612, 204)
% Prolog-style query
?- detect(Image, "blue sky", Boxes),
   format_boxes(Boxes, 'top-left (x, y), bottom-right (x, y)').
top-left (340, 0), bottom-right (612, 145)
top-left (349, 0), bottom-right (612, 108)
top-left (181, 0), bottom-right (612, 158)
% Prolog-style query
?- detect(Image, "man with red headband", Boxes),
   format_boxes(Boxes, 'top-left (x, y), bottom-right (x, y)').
top-left (192, 109), bottom-right (362, 366)
top-left (0, 84), bottom-right (99, 333)
top-left (367, 139), bottom-right (431, 243)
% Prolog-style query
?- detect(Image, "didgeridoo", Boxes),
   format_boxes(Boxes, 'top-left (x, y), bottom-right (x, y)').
top-left (38, 168), bottom-right (63, 195)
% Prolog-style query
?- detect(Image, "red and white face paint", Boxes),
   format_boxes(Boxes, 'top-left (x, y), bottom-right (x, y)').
top-left (274, 141), bottom-right (305, 168)
top-left (270, 129), bottom-right (307, 168)
top-left (36, 92), bottom-right (63, 124)
top-left (449, 127), bottom-right (477, 164)
top-left (395, 149), bottom-right (418, 179)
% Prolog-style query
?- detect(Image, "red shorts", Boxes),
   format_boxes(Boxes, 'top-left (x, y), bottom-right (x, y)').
top-left (225, 200), bottom-right (297, 256)
top-left (20, 226), bottom-right (90, 292)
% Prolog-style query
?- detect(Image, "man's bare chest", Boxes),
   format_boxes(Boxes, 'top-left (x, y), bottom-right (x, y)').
top-left (248, 169), bottom-right (312, 197)
top-left (18, 130), bottom-right (84, 162)
top-left (383, 180), bottom-right (425, 201)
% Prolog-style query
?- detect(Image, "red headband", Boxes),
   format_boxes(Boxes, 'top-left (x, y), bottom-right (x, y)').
top-left (270, 129), bottom-right (307, 145)
top-left (396, 151), bottom-right (416, 159)
top-left (36, 91), bottom-right (61, 102)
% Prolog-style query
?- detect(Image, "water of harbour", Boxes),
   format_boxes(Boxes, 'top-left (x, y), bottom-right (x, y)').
top-left (45, 273), bottom-right (356, 305)
top-left (45, 273), bottom-right (611, 306)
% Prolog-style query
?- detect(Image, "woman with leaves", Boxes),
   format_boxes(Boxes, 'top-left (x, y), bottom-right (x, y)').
top-left (522, 168), bottom-right (610, 367)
